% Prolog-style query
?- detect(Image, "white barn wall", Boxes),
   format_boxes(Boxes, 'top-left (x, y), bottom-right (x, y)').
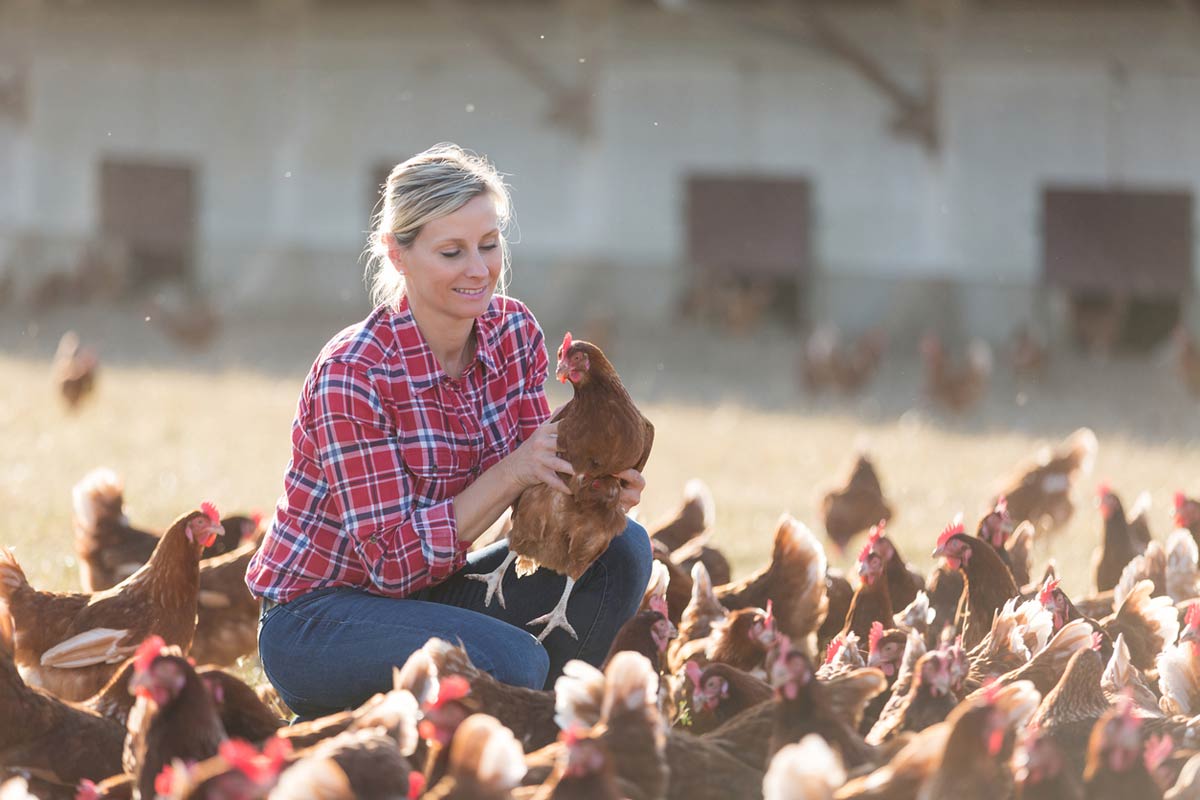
top-left (4, 3), bottom-right (1200, 336)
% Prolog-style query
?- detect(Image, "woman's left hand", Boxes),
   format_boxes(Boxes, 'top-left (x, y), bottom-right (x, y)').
top-left (613, 468), bottom-right (646, 515)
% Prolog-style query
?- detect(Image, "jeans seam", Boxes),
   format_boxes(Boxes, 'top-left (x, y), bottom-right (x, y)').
top-left (574, 559), bottom-right (609, 659)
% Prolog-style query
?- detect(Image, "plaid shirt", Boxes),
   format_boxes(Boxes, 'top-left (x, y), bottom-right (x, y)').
top-left (245, 295), bottom-right (550, 603)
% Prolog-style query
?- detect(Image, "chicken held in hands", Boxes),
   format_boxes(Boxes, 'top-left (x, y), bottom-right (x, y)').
top-left (0, 504), bottom-right (223, 701)
top-left (470, 332), bottom-right (654, 641)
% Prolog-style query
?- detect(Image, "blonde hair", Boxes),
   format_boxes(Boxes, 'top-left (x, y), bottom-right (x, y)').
top-left (365, 143), bottom-right (513, 310)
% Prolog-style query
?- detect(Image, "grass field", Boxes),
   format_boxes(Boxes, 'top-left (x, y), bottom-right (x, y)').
top-left (3, 304), bottom-right (1200, 614)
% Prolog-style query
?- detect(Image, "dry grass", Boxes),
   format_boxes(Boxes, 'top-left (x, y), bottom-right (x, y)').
top-left (4, 309), bottom-right (1200, 611)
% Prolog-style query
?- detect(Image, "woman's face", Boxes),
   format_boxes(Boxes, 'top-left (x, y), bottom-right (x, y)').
top-left (390, 193), bottom-right (503, 326)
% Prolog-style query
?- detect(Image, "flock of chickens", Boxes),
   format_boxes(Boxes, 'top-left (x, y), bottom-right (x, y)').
top-left (6, 419), bottom-right (1200, 799)
top-left (800, 324), bottom-right (1200, 410)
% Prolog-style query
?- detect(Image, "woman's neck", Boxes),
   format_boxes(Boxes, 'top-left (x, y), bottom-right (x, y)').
top-left (406, 298), bottom-right (476, 378)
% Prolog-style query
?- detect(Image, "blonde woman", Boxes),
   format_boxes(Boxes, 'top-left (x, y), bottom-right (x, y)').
top-left (246, 144), bottom-right (652, 720)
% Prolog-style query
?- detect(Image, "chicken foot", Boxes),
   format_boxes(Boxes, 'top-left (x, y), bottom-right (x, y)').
top-left (465, 550), bottom-right (518, 609)
top-left (528, 576), bottom-right (578, 642)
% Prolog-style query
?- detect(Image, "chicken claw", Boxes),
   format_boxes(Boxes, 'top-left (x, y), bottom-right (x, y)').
top-left (529, 577), bottom-right (578, 642)
top-left (465, 551), bottom-right (517, 609)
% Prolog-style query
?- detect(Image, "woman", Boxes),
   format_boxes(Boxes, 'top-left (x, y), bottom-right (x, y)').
top-left (245, 143), bottom-right (653, 720)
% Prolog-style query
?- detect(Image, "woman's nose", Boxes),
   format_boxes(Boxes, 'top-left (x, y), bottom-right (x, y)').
top-left (465, 250), bottom-right (490, 277)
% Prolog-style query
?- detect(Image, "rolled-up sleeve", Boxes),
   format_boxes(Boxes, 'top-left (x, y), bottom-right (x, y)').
top-left (310, 360), bottom-right (466, 595)
top-left (517, 322), bottom-right (552, 441)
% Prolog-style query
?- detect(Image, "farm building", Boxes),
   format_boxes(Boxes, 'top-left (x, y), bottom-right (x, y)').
top-left (1, 0), bottom-right (1198, 347)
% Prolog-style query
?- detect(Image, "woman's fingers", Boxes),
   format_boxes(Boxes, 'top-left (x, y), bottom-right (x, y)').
top-left (541, 469), bottom-right (572, 495)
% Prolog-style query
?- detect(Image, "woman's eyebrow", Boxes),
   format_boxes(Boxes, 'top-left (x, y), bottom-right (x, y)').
top-left (432, 230), bottom-right (501, 246)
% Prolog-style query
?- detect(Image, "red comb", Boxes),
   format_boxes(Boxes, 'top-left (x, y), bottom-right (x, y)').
top-left (1096, 482), bottom-right (1112, 499)
top-left (561, 725), bottom-right (583, 746)
top-left (649, 594), bottom-right (669, 618)
top-left (857, 540), bottom-right (872, 565)
top-left (75, 781), bottom-right (99, 800)
top-left (824, 637), bottom-right (842, 665)
top-left (994, 496), bottom-right (1008, 516)
top-left (936, 520), bottom-right (964, 548)
top-left (408, 771), bottom-right (426, 800)
top-left (1186, 603), bottom-right (1200, 632)
top-left (1144, 734), bottom-right (1174, 773)
top-left (221, 738), bottom-right (289, 784)
top-left (155, 765), bottom-right (176, 798)
top-left (1176, 492), bottom-right (1187, 511)
top-left (685, 660), bottom-right (703, 687)
top-left (869, 621), bottom-right (884, 653)
top-left (987, 726), bottom-right (1005, 757)
top-left (1091, 632), bottom-right (1103, 652)
top-left (430, 675), bottom-right (470, 710)
top-left (1038, 577), bottom-right (1061, 606)
top-left (561, 331), bottom-right (573, 353)
top-left (134, 635), bottom-right (166, 674)
top-left (263, 736), bottom-right (292, 762)
top-left (200, 501), bottom-right (220, 523)
top-left (251, 509), bottom-right (264, 530)
top-left (219, 738), bottom-right (258, 769)
top-left (982, 677), bottom-right (1002, 704)
top-left (868, 520), bottom-right (886, 545)
top-left (764, 600), bottom-right (774, 629)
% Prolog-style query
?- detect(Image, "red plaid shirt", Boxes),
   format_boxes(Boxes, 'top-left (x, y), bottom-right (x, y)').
top-left (245, 295), bottom-right (550, 604)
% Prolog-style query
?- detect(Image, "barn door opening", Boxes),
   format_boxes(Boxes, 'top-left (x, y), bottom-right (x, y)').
top-left (683, 174), bottom-right (813, 331)
top-left (1041, 186), bottom-right (1192, 354)
top-left (99, 158), bottom-right (197, 288)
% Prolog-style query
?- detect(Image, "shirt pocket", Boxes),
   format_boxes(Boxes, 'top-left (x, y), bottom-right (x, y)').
top-left (398, 437), bottom-right (462, 501)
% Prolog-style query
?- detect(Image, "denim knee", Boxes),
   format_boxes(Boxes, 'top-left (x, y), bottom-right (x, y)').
top-left (609, 518), bottom-right (654, 611)
top-left (486, 633), bottom-right (550, 690)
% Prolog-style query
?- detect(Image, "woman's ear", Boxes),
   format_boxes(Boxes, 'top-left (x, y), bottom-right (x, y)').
top-left (384, 232), bottom-right (405, 272)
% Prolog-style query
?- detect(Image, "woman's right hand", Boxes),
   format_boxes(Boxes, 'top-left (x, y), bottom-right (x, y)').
top-left (502, 416), bottom-right (574, 495)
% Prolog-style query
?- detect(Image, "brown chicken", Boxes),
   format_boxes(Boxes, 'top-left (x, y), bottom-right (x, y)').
top-left (604, 605), bottom-right (675, 674)
top-left (125, 639), bottom-right (227, 800)
top-left (0, 505), bottom-right (222, 701)
top-left (868, 522), bottom-right (924, 613)
top-left (423, 713), bottom-right (526, 799)
top-left (53, 330), bottom-right (98, 411)
top-left (819, 453), bottom-right (893, 555)
top-left (993, 427), bottom-right (1098, 535)
top-left (668, 561), bottom-right (728, 673)
top-left (1175, 492), bottom-right (1200, 546)
top-left (72, 468), bottom-right (160, 593)
top-left (932, 521), bottom-right (1018, 651)
top-left (716, 513), bottom-right (829, 647)
top-left (841, 536), bottom-right (894, 645)
top-left (865, 648), bottom-right (961, 746)
top-left (198, 668), bottom-right (285, 744)
top-left (919, 334), bottom-right (993, 413)
top-left (278, 727), bottom-right (424, 800)
top-left (1082, 700), bottom-right (1166, 800)
top-left (800, 326), bottom-right (886, 395)
top-left (1095, 485), bottom-right (1143, 593)
top-left (530, 728), bottom-right (622, 800)
top-left (705, 605), bottom-right (777, 675)
top-left (0, 637), bottom-right (124, 785)
top-left (1156, 603), bottom-right (1200, 716)
top-left (767, 636), bottom-right (888, 768)
top-left (924, 565), bottom-right (965, 648)
top-left (472, 333), bottom-right (653, 641)
top-left (192, 536), bottom-right (263, 666)
top-left (651, 478), bottom-right (714, 553)
top-left (682, 660), bottom-right (773, 735)
top-left (908, 681), bottom-right (1041, 800)
top-left (1014, 724), bottom-right (1084, 800)
top-left (418, 638), bottom-right (565, 753)
top-left (151, 737), bottom-right (293, 800)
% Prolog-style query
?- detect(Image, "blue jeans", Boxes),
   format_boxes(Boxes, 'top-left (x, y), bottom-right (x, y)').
top-left (257, 519), bottom-right (652, 719)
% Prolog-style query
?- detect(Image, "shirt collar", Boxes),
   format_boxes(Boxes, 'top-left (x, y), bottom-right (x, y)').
top-left (390, 295), bottom-right (501, 393)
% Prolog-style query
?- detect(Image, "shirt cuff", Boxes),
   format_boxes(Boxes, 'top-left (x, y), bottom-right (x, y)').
top-left (415, 498), bottom-right (465, 582)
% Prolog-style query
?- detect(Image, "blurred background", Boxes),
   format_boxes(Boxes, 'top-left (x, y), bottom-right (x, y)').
top-left (3, 0), bottom-right (1200, 595)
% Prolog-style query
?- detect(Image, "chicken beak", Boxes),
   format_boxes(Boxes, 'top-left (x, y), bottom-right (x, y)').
top-left (931, 544), bottom-right (945, 558)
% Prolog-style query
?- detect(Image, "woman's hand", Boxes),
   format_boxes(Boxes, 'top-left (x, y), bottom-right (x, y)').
top-left (613, 468), bottom-right (646, 515)
top-left (502, 416), bottom-right (574, 495)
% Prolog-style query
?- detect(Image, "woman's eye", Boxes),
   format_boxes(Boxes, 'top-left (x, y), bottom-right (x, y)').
top-left (480, 243), bottom-right (499, 251)
top-left (440, 250), bottom-right (461, 258)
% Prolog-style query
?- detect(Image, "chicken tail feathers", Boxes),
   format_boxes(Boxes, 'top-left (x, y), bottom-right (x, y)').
top-left (770, 514), bottom-right (829, 646)
top-left (72, 467), bottom-right (125, 535)
top-left (515, 556), bottom-right (539, 578)
top-left (0, 548), bottom-right (28, 603)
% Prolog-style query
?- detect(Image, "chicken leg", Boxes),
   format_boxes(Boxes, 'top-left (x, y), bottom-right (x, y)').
top-left (465, 551), bottom-right (518, 609)
top-left (528, 576), bottom-right (578, 642)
